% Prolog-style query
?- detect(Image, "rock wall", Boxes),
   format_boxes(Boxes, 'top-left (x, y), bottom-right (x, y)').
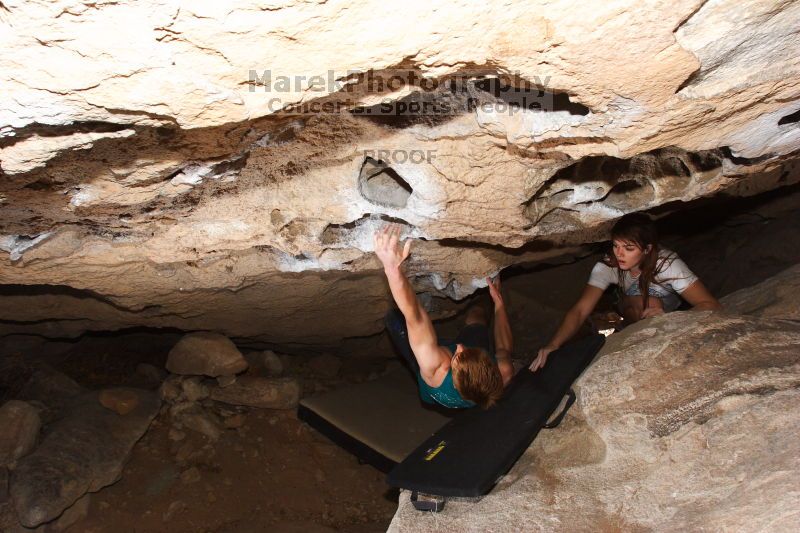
top-left (388, 265), bottom-right (800, 532)
top-left (1, 0), bottom-right (799, 345)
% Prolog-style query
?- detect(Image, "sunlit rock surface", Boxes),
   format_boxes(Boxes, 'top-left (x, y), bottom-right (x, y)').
top-left (388, 292), bottom-right (800, 531)
top-left (1, 0), bottom-right (799, 344)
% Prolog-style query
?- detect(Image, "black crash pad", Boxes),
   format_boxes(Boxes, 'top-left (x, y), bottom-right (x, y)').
top-left (386, 334), bottom-right (605, 498)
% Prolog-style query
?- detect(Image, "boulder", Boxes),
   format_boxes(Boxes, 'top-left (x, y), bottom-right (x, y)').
top-left (180, 377), bottom-right (209, 402)
top-left (45, 493), bottom-right (91, 533)
top-left (179, 409), bottom-right (222, 442)
top-left (168, 400), bottom-right (196, 419)
top-left (268, 521), bottom-right (338, 533)
top-left (166, 332), bottom-right (248, 377)
top-left (1, 493), bottom-right (90, 532)
top-left (209, 376), bottom-right (300, 410)
top-left (388, 310), bottom-right (800, 532)
top-left (0, 401), bottom-right (40, 466)
top-left (242, 350), bottom-right (284, 376)
top-left (721, 263), bottom-right (800, 321)
top-left (262, 351), bottom-right (285, 377)
top-left (162, 500), bottom-right (187, 523)
top-left (180, 466), bottom-right (201, 484)
top-left (159, 375), bottom-right (184, 402)
top-left (216, 374), bottom-right (237, 388)
top-left (17, 365), bottom-right (84, 409)
top-left (98, 388), bottom-right (140, 415)
top-left (10, 388), bottom-right (159, 528)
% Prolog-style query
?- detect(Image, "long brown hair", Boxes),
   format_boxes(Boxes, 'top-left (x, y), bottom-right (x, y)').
top-left (603, 213), bottom-right (673, 308)
top-left (451, 347), bottom-right (503, 409)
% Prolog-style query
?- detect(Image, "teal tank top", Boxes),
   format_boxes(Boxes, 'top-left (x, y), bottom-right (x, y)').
top-left (418, 343), bottom-right (495, 409)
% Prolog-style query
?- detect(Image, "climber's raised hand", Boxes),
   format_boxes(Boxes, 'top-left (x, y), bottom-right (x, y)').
top-left (374, 224), bottom-right (411, 272)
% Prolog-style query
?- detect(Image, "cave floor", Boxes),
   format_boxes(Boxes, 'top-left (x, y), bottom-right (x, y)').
top-left (74, 407), bottom-right (397, 533)
top-left (33, 335), bottom-right (399, 533)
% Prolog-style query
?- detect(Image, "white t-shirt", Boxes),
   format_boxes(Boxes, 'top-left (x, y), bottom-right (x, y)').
top-left (588, 249), bottom-right (698, 308)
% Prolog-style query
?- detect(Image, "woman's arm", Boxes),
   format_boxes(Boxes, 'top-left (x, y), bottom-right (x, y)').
top-left (680, 279), bottom-right (722, 311)
top-left (375, 225), bottom-right (446, 379)
top-left (487, 277), bottom-right (514, 386)
top-left (529, 284), bottom-right (604, 371)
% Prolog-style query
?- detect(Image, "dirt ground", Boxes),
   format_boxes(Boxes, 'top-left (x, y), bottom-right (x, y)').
top-left (74, 407), bottom-right (397, 533)
top-left (27, 335), bottom-right (399, 533)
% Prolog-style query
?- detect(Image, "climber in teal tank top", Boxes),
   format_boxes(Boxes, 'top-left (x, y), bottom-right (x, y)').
top-left (375, 224), bottom-right (515, 410)
top-left (416, 340), bottom-right (499, 408)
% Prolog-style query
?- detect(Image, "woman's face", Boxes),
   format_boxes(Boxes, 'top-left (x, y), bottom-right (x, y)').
top-left (612, 239), bottom-right (649, 271)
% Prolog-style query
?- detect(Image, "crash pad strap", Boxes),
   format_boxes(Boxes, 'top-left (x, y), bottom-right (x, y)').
top-left (386, 334), bottom-right (605, 497)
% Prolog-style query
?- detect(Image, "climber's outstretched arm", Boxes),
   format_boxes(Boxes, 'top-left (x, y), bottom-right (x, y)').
top-left (375, 224), bottom-right (446, 379)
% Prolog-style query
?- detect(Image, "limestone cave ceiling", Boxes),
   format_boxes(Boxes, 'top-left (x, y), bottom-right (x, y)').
top-left (0, 0), bottom-right (799, 345)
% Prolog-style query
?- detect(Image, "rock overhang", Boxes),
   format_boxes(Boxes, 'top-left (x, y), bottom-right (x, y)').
top-left (0, 0), bottom-right (799, 346)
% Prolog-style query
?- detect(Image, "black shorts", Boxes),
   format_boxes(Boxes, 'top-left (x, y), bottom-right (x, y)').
top-left (385, 310), bottom-right (495, 375)
top-left (445, 323), bottom-right (494, 356)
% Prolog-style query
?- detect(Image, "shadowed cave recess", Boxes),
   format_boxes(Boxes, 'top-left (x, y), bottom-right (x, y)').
top-left (2, 1), bottom-right (800, 532)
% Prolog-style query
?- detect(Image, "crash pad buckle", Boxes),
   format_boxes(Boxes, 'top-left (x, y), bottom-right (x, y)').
top-left (411, 491), bottom-right (446, 512)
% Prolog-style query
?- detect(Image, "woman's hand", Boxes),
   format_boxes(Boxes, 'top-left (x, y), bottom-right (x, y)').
top-left (486, 276), bottom-right (504, 309)
top-left (640, 296), bottom-right (665, 319)
top-left (374, 224), bottom-right (411, 272)
top-left (529, 345), bottom-right (556, 372)
top-left (640, 307), bottom-right (665, 319)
